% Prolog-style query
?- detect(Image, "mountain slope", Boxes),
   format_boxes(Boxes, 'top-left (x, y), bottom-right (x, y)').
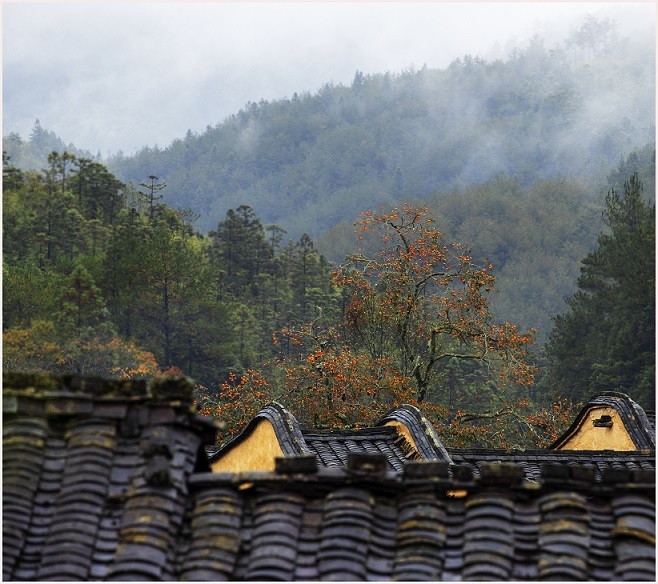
top-left (101, 31), bottom-right (654, 238)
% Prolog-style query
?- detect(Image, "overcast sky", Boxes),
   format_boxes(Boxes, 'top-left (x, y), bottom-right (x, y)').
top-left (2, 1), bottom-right (655, 156)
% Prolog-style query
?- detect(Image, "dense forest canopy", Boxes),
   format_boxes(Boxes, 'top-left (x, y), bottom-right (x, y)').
top-left (5, 22), bottom-right (654, 238)
top-left (5, 20), bottom-right (654, 345)
top-left (102, 29), bottom-right (653, 239)
top-left (3, 150), bottom-right (653, 446)
top-left (544, 172), bottom-right (655, 409)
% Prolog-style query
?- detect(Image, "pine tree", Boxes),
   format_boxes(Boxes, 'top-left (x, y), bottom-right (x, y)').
top-left (545, 173), bottom-right (655, 408)
top-left (57, 263), bottom-right (109, 332)
top-left (209, 205), bottom-right (273, 298)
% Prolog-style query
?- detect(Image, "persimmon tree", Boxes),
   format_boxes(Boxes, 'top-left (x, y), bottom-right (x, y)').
top-left (195, 204), bottom-right (566, 449)
top-left (271, 322), bottom-right (424, 427)
top-left (195, 319), bottom-right (450, 444)
top-left (334, 203), bottom-right (537, 404)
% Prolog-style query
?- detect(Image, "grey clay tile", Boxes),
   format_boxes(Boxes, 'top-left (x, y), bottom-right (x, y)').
top-left (4, 379), bottom-right (656, 582)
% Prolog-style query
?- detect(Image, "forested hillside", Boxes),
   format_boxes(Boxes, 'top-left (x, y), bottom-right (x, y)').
top-left (4, 119), bottom-right (97, 169)
top-left (95, 24), bottom-right (654, 239)
top-left (316, 144), bottom-right (654, 342)
top-left (7, 21), bottom-right (652, 241)
top-left (0, 155), bottom-right (558, 447)
top-left (3, 151), bottom-right (653, 447)
top-left (5, 18), bottom-right (653, 344)
top-left (544, 172), bottom-right (655, 408)
top-left (3, 153), bottom-right (338, 390)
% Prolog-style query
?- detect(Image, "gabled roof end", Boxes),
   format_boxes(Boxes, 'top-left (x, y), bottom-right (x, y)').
top-left (377, 403), bottom-right (453, 463)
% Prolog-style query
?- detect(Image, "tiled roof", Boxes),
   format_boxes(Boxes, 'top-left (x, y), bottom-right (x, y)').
top-left (301, 426), bottom-right (419, 473)
top-left (185, 455), bottom-right (655, 581)
top-left (376, 403), bottom-right (452, 461)
top-left (3, 373), bottom-right (217, 581)
top-left (3, 375), bottom-right (656, 581)
top-left (551, 391), bottom-right (655, 450)
top-left (211, 400), bottom-right (656, 480)
top-left (449, 448), bottom-right (656, 483)
top-left (209, 402), bottom-right (450, 471)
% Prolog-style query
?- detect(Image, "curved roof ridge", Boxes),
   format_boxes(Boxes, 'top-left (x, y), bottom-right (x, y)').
top-left (208, 402), bottom-right (310, 462)
top-left (376, 403), bottom-right (452, 463)
top-left (551, 391), bottom-right (655, 450)
top-left (591, 392), bottom-right (655, 449)
top-left (258, 402), bottom-right (311, 455)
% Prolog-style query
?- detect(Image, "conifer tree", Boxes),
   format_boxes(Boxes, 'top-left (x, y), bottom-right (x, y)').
top-left (545, 173), bottom-right (655, 407)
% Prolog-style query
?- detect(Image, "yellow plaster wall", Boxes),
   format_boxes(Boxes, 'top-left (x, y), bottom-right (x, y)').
top-left (384, 420), bottom-right (420, 454)
top-left (210, 419), bottom-right (284, 473)
top-left (556, 406), bottom-right (637, 451)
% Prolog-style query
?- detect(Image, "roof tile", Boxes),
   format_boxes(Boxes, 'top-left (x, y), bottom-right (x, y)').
top-left (4, 378), bottom-right (657, 581)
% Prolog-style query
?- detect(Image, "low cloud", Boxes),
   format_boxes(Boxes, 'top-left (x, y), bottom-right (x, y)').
top-left (3, 2), bottom-right (654, 155)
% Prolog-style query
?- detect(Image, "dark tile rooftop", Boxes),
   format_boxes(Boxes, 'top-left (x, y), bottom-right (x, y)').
top-left (209, 402), bottom-right (452, 471)
top-left (301, 426), bottom-right (420, 473)
top-left (3, 373), bottom-right (217, 582)
top-left (4, 374), bottom-right (657, 581)
top-left (183, 456), bottom-right (655, 582)
top-left (376, 403), bottom-right (452, 460)
top-left (449, 448), bottom-right (656, 483)
top-left (210, 399), bottom-right (656, 484)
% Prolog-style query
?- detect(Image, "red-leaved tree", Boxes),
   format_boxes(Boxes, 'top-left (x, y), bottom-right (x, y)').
top-left (334, 204), bottom-right (536, 403)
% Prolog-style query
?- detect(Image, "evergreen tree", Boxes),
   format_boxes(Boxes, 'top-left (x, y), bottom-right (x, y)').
top-left (2, 151), bottom-right (24, 191)
top-left (56, 263), bottom-right (109, 333)
top-left (135, 208), bottom-right (206, 368)
top-left (70, 158), bottom-right (125, 225)
top-left (544, 173), bottom-right (655, 407)
top-left (209, 205), bottom-right (273, 298)
top-left (3, 262), bottom-right (64, 330)
top-left (286, 233), bottom-right (337, 325)
top-left (102, 208), bottom-right (153, 337)
top-left (138, 175), bottom-right (167, 219)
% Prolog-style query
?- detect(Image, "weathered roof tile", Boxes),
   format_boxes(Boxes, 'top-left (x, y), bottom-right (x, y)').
top-left (4, 376), bottom-right (657, 581)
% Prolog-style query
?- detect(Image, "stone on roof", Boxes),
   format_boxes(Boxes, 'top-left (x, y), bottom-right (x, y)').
top-left (301, 426), bottom-right (419, 473)
top-left (449, 448), bottom-right (656, 483)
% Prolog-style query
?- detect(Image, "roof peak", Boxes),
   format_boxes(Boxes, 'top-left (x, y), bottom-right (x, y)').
top-left (377, 403), bottom-right (452, 462)
top-left (551, 390), bottom-right (655, 450)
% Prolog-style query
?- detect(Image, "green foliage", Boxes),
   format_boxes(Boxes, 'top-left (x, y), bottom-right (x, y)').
top-left (2, 13), bottom-right (654, 437)
top-left (3, 120), bottom-right (96, 171)
top-left (56, 263), bottom-right (110, 332)
top-left (209, 204), bottom-right (273, 299)
top-left (3, 261), bottom-right (64, 328)
top-left (4, 20), bottom-right (654, 352)
top-left (543, 172), bottom-right (655, 408)
top-left (1, 155), bottom-right (339, 390)
top-left (90, 26), bottom-right (654, 241)
top-left (425, 173), bottom-right (605, 343)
